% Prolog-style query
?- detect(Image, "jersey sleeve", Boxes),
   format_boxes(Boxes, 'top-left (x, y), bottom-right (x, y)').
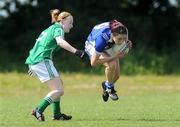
top-left (102, 28), bottom-right (111, 40)
top-left (53, 27), bottom-right (64, 38)
top-left (94, 28), bottom-right (111, 53)
top-left (95, 35), bottom-right (107, 53)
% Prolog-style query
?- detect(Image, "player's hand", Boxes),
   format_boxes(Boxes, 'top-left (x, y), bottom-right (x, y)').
top-left (126, 40), bottom-right (132, 49)
top-left (114, 52), bottom-right (126, 59)
top-left (75, 50), bottom-right (91, 66)
top-left (75, 50), bottom-right (85, 59)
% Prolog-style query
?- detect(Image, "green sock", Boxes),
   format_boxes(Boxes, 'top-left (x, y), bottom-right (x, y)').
top-left (37, 97), bottom-right (52, 113)
top-left (52, 100), bottom-right (61, 118)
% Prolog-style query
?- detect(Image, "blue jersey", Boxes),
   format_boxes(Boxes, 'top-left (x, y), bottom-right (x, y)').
top-left (86, 22), bottom-right (113, 53)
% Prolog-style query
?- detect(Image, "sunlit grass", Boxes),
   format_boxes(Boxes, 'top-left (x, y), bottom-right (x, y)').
top-left (0, 72), bottom-right (180, 127)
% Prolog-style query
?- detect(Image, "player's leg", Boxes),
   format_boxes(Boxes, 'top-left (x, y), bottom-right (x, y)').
top-left (85, 43), bottom-right (118, 101)
top-left (99, 54), bottom-right (119, 101)
top-left (32, 74), bottom-right (71, 121)
top-left (30, 59), bottom-right (71, 121)
top-left (46, 77), bottom-right (72, 120)
top-left (101, 61), bottom-right (116, 102)
top-left (112, 59), bottom-right (120, 84)
top-left (104, 60), bottom-right (117, 84)
top-left (30, 60), bottom-right (60, 121)
top-left (103, 61), bottom-right (119, 101)
top-left (46, 77), bottom-right (63, 119)
top-left (32, 77), bottom-right (62, 121)
top-left (98, 53), bottom-right (117, 84)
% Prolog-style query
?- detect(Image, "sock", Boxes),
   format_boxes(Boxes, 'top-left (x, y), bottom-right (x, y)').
top-left (37, 97), bottom-right (52, 113)
top-left (105, 81), bottom-right (114, 89)
top-left (52, 98), bottom-right (61, 118)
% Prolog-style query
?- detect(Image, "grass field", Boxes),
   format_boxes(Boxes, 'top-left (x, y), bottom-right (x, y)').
top-left (0, 72), bottom-right (180, 127)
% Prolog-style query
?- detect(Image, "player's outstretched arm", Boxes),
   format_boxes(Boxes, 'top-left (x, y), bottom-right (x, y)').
top-left (56, 36), bottom-right (84, 58)
top-left (56, 36), bottom-right (76, 53)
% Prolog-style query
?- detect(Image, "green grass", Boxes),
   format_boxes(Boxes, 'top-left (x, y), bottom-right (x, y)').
top-left (0, 72), bottom-right (180, 127)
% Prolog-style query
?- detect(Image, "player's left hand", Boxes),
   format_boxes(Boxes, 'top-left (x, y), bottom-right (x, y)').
top-left (114, 52), bottom-right (126, 59)
top-left (75, 50), bottom-right (91, 66)
top-left (126, 40), bottom-right (132, 49)
top-left (75, 50), bottom-right (85, 59)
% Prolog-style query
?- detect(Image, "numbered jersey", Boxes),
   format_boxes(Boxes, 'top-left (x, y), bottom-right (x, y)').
top-left (25, 23), bottom-right (64, 65)
top-left (86, 22), bottom-right (113, 53)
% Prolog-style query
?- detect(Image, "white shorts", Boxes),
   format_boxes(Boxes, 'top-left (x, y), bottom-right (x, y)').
top-left (85, 41), bottom-right (96, 59)
top-left (28, 59), bottom-right (59, 83)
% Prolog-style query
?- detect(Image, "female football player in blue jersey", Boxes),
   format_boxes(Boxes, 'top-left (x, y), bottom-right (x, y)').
top-left (25, 9), bottom-right (84, 121)
top-left (85, 20), bottom-right (132, 102)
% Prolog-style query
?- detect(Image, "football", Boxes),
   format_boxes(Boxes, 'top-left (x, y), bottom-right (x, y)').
top-left (112, 41), bottom-right (129, 54)
top-left (105, 41), bottom-right (129, 55)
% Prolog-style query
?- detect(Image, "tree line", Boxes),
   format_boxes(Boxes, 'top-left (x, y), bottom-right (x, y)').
top-left (0, 0), bottom-right (179, 74)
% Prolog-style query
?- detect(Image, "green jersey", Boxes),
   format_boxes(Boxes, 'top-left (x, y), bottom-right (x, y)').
top-left (25, 23), bottom-right (64, 65)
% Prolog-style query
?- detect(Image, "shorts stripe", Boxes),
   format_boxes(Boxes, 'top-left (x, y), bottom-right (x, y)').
top-left (44, 59), bottom-right (55, 78)
top-left (28, 59), bottom-right (59, 83)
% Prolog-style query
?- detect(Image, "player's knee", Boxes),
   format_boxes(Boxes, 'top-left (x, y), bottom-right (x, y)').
top-left (59, 89), bottom-right (64, 96)
top-left (115, 74), bottom-right (120, 81)
top-left (90, 60), bottom-right (97, 67)
top-left (107, 61), bottom-right (116, 70)
top-left (55, 89), bottom-right (64, 97)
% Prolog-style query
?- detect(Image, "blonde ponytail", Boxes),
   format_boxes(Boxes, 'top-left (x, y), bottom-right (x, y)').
top-left (50, 9), bottom-right (72, 23)
top-left (50, 9), bottom-right (61, 23)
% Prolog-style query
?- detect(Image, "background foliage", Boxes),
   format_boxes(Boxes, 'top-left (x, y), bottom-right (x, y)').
top-left (0, 0), bottom-right (179, 74)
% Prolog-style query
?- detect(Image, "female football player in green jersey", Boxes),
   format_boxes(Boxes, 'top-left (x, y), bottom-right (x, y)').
top-left (25, 9), bottom-right (84, 121)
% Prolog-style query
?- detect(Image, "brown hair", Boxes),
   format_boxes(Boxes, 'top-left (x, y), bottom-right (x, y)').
top-left (50, 9), bottom-right (71, 23)
top-left (110, 20), bottom-right (127, 34)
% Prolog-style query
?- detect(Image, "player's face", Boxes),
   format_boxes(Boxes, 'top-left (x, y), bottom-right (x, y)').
top-left (112, 34), bottom-right (128, 45)
top-left (62, 16), bottom-right (73, 33)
